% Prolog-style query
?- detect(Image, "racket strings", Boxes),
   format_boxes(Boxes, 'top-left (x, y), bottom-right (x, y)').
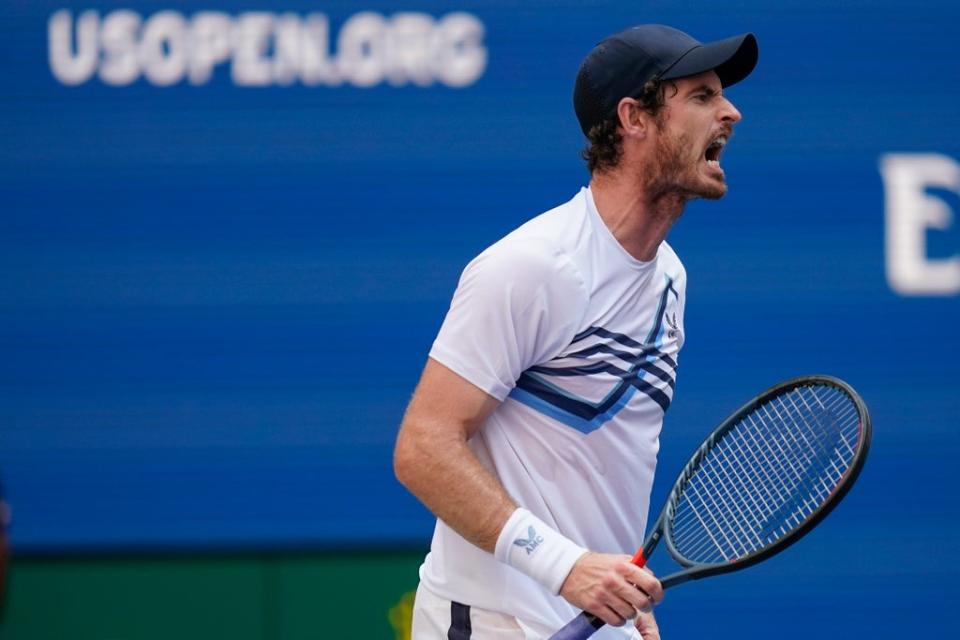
top-left (675, 390), bottom-right (856, 561)
top-left (674, 387), bottom-right (858, 561)
top-left (670, 385), bottom-right (861, 565)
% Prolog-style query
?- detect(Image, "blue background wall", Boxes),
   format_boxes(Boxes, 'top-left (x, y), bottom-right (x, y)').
top-left (1, 1), bottom-right (958, 638)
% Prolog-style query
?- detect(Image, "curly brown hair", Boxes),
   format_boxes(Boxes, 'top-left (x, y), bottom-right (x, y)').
top-left (581, 77), bottom-right (672, 174)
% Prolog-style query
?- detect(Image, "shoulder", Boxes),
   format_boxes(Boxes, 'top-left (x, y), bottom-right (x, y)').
top-left (461, 192), bottom-right (591, 302)
top-left (659, 240), bottom-right (687, 287)
top-left (464, 229), bottom-right (587, 307)
top-left (658, 240), bottom-right (683, 269)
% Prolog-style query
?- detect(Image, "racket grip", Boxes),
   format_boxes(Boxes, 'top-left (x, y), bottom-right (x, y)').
top-left (548, 612), bottom-right (605, 640)
top-left (548, 550), bottom-right (648, 640)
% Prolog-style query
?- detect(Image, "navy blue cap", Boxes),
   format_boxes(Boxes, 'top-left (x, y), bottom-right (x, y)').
top-left (574, 25), bottom-right (759, 136)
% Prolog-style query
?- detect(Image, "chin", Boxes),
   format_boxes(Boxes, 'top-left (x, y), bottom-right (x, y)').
top-left (701, 183), bottom-right (728, 200)
top-left (686, 177), bottom-right (728, 200)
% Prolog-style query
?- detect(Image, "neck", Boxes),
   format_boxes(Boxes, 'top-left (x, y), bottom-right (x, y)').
top-left (589, 169), bottom-right (687, 262)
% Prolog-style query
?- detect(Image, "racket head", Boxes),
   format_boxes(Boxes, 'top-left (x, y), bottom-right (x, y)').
top-left (656, 375), bottom-right (871, 584)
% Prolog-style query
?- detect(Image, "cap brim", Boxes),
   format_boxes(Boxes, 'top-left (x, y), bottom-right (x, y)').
top-left (662, 33), bottom-right (758, 87)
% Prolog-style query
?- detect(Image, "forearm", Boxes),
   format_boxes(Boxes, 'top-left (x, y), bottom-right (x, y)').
top-left (396, 415), bottom-right (588, 595)
top-left (395, 419), bottom-right (515, 553)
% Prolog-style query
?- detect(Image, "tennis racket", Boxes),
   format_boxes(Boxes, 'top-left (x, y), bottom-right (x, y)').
top-left (549, 375), bottom-right (871, 640)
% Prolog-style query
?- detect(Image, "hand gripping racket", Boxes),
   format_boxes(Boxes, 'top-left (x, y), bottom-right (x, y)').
top-left (549, 375), bottom-right (871, 640)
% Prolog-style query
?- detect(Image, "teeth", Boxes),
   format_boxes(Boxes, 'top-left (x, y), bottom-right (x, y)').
top-left (706, 160), bottom-right (720, 167)
top-left (714, 136), bottom-right (727, 147)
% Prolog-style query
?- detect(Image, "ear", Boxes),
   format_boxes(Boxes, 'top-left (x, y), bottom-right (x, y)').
top-left (616, 97), bottom-right (652, 139)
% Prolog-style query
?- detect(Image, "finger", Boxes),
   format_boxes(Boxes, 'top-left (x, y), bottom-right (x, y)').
top-left (622, 565), bottom-right (664, 604)
top-left (583, 588), bottom-right (634, 627)
top-left (604, 592), bottom-right (638, 622)
top-left (614, 580), bottom-right (652, 611)
top-left (611, 569), bottom-right (646, 610)
top-left (634, 610), bottom-right (661, 640)
top-left (596, 605), bottom-right (628, 628)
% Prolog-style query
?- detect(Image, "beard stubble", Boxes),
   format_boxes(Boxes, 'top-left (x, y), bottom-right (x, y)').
top-left (643, 120), bottom-right (728, 204)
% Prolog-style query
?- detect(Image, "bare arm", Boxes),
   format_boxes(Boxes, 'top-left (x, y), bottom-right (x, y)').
top-left (393, 357), bottom-right (514, 553)
top-left (394, 358), bottom-right (663, 627)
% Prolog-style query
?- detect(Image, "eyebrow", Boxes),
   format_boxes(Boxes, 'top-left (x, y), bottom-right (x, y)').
top-left (687, 84), bottom-right (721, 97)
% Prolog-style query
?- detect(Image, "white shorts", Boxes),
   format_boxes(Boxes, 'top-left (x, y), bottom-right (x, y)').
top-left (410, 583), bottom-right (641, 640)
top-left (412, 583), bottom-right (528, 639)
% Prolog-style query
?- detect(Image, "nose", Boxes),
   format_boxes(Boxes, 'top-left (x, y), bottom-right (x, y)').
top-left (721, 96), bottom-right (742, 125)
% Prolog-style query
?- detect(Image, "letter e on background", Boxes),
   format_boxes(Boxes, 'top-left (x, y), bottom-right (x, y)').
top-left (880, 153), bottom-right (960, 296)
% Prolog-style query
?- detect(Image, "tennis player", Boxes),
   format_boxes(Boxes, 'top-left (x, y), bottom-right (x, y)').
top-left (395, 25), bottom-right (758, 639)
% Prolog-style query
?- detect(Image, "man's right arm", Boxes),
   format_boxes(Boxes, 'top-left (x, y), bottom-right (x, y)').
top-left (393, 357), bottom-right (515, 554)
top-left (393, 358), bottom-right (662, 626)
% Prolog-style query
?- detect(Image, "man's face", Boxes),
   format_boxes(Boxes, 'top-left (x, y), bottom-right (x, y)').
top-left (645, 71), bottom-right (742, 201)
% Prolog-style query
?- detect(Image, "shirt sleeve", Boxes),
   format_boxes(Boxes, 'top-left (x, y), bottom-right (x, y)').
top-left (429, 239), bottom-right (589, 401)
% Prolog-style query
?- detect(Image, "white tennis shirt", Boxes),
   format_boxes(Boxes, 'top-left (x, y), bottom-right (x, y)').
top-left (422, 186), bottom-right (687, 638)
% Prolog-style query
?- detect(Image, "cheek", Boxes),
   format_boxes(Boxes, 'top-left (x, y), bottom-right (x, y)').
top-left (672, 131), bottom-right (698, 162)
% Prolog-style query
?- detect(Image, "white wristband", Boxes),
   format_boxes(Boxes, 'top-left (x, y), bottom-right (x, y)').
top-left (494, 507), bottom-right (587, 595)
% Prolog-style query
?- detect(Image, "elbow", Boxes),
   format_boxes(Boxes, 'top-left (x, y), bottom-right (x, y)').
top-left (393, 445), bottom-right (410, 489)
top-left (394, 415), bottom-right (455, 492)
top-left (393, 423), bottom-right (419, 490)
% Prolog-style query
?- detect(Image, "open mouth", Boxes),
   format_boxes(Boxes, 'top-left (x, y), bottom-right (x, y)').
top-left (704, 136), bottom-right (727, 168)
